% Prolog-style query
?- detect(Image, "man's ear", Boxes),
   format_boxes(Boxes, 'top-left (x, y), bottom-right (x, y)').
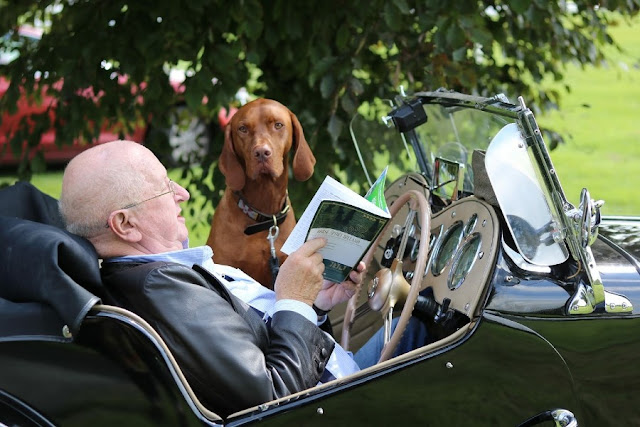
top-left (107, 210), bottom-right (142, 242)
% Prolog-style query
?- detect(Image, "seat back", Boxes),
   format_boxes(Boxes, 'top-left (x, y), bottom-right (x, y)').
top-left (0, 181), bottom-right (64, 226)
top-left (0, 182), bottom-right (102, 339)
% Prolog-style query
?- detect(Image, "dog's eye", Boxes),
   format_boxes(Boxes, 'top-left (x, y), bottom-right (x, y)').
top-left (274, 122), bottom-right (283, 130)
top-left (238, 125), bottom-right (248, 133)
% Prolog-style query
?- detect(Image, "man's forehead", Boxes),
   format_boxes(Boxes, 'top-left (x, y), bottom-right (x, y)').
top-left (142, 167), bottom-right (169, 185)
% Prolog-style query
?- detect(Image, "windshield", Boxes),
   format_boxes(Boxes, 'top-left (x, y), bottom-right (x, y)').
top-left (350, 93), bottom-right (570, 267)
top-left (351, 99), bottom-right (514, 193)
top-left (349, 98), bottom-right (414, 187)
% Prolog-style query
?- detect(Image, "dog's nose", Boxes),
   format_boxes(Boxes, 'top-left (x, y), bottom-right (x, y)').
top-left (253, 146), bottom-right (272, 162)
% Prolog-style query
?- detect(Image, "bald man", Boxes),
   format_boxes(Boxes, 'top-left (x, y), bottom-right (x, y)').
top-left (59, 140), bottom-right (364, 418)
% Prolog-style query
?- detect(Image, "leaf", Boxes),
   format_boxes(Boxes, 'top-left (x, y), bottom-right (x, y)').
top-left (392, 0), bottom-right (411, 14)
top-left (309, 56), bottom-right (337, 87)
top-left (327, 114), bottom-right (343, 142)
top-left (383, 2), bottom-right (403, 31)
top-left (340, 94), bottom-right (357, 115)
top-left (30, 150), bottom-right (46, 173)
top-left (184, 85), bottom-right (204, 111)
top-left (509, 0), bottom-right (530, 14)
top-left (468, 23), bottom-right (493, 47)
top-left (452, 46), bottom-right (467, 61)
top-left (336, 23), bottom-right (350, 51)
top-left (446, 20), bottom-right (467, 48)
top-left (349, 78), bottom-right (364, 96)
top-left (320, 74), bottom-right (335, 99)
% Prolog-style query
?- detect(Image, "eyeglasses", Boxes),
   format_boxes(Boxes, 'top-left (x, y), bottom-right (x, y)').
top-left (121, 180), bottom-right (176, 210)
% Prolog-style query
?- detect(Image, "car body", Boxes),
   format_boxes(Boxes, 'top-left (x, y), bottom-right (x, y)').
top-left (1, 90), bottom-right (639, 426)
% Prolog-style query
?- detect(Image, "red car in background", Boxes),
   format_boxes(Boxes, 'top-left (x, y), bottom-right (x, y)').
top-left (0, 25), bottom-right (149, 166)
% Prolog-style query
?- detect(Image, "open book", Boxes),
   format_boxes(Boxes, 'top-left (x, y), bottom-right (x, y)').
top-left (282, 167), bottom-right (390, 283)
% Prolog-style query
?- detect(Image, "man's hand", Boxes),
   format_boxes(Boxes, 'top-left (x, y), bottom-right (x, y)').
top-left (313, 261), bottom-right (367, 313)
top-left (274, 238), bottom-right (326, 306)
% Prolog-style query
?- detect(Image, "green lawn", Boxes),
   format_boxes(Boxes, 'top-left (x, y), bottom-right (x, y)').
top-left (538, 16), bottom-right (640, 215)
top-left (2, 17), bottom-right (639, 246)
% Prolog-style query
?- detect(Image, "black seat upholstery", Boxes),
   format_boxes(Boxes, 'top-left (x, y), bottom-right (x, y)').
top-left (0, 182), bottom-right (102, 340)
top-left (0, 181), bottom-right (64, 227)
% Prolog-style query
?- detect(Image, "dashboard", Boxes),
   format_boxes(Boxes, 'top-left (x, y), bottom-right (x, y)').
top-left (382, 173), bottom-right (500, 319)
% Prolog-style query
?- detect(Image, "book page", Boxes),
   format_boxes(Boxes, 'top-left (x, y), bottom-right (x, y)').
top-left (281, 176), bottom-right (389, 254)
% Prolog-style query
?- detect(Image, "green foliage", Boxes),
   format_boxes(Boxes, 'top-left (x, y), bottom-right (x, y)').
top-left (1, 0), bottom-right (638, 223)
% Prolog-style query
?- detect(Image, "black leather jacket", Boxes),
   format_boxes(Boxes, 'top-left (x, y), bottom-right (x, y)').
top-left (101, 261), bottom-right (334, 418)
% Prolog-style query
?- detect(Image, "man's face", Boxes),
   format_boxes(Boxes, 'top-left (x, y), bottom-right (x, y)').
top-left (131, 159), bottom-right (190, 253)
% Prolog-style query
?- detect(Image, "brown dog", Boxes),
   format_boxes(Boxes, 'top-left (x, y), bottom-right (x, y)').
top-left (207, 98), bottom-right (316, 289)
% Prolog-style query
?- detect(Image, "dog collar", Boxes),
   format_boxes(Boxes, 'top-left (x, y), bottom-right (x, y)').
top-left (234, 191), bottom-right (291, 235)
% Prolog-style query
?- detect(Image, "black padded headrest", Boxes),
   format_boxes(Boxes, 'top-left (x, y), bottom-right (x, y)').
top-left (0, 182), bottom-right (103, 339)
top-left (0, 217), bottom-right (102, 337)
top-left (0, 181), bottom-right (64, 227)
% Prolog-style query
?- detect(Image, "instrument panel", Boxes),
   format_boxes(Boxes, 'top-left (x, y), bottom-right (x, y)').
top-left (383, 173), bottom-right (500, 318)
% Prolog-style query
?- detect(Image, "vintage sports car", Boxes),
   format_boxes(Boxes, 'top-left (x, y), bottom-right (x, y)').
top-left (1, 90), bottom-right (639, 426)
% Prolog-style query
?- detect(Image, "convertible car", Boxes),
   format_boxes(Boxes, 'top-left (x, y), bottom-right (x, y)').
top-left (1, 90), bottom-right (639, 426)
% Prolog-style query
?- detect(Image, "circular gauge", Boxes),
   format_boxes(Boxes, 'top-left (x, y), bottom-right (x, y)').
top-left (448, 233), bottom-right (482, 290)
top-left (464, 213), bottom-right (478, 236)
top-left (409, 221), bottom-right (434, 263)
top-left (424, 224), bottom-right (443, 276)
top-left (431, 221), bottom-right (464, 276)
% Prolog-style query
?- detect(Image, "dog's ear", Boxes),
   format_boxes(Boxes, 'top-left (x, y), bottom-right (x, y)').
top-left (220, 124), bottom-right (246, 191)
top-left (290, 111), bottom-right (316, 181)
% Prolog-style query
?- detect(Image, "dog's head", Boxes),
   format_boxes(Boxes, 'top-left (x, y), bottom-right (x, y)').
top-left (219, 98), bottom-right (316, 191)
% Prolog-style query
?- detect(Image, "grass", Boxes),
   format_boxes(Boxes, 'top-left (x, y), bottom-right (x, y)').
top-left (538, 15), bottom-right (640, 215)
top-left (2, 17), bottom-right (639, 245)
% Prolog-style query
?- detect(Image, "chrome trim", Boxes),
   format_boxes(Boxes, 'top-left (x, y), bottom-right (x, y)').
top-left (568, 279), bottom-right (633, 314)
top-left (551, 409), bottom-right (578, 427)
top-left (604, 290), bottom-right (633, 314)
top-left (568, 282), bottom-right (597, 315)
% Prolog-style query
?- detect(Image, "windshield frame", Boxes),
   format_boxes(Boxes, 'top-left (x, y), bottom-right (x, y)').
top-left (350, 90), bottom-right (580, 266)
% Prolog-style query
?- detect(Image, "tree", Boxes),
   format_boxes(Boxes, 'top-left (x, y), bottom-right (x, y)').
top-left (1, 0), bottom-right (638, 219)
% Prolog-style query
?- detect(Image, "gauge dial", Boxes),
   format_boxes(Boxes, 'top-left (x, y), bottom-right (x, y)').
top-left (432, 221), bottom-right (463, 276)
top-left (448, 233), bottom-right (482, 290)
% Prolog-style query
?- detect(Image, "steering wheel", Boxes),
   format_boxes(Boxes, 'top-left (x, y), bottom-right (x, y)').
top-left (341, 189), bottom-right (431, 363)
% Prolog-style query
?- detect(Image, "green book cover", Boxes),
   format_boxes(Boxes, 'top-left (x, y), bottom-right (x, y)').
top-left (364, 165), bottom-right (389, 213)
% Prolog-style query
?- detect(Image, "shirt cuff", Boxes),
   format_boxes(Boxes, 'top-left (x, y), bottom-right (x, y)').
top-left (272, 299), bottom-right (317, 325)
